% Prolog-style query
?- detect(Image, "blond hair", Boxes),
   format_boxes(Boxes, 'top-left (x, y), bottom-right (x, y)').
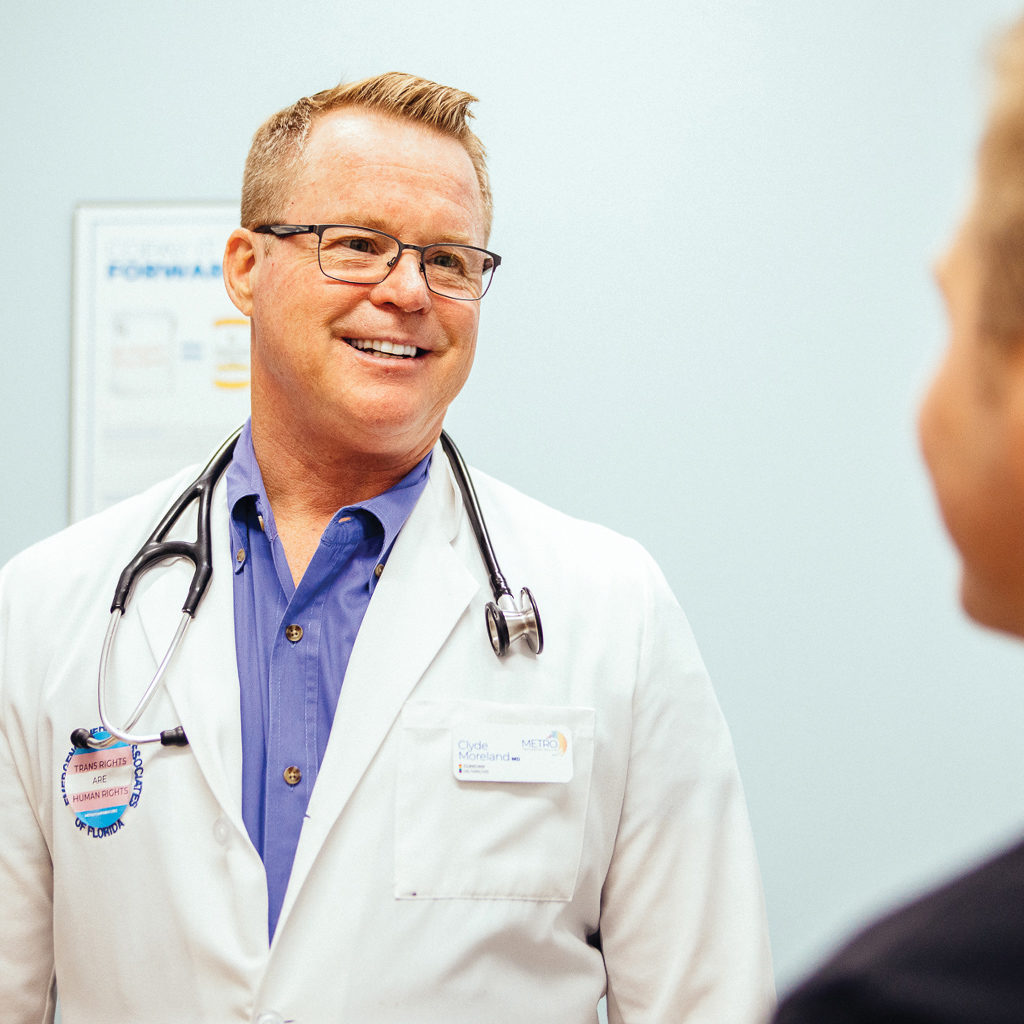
top-left (240, 72), bottom-right (492, 238)
top-left (976, 18), bottom-right (1024, 341)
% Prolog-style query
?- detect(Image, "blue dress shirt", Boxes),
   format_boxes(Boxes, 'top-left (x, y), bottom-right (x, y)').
top-left (225, 421), bottom-right (430, 940)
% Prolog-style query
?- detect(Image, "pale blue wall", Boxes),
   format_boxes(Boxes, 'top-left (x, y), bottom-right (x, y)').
top-left (5, 0), bottom-right (1024, 994)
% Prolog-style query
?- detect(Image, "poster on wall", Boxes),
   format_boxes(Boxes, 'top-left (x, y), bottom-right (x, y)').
top-left (71, 202), bottom-right (248, 521)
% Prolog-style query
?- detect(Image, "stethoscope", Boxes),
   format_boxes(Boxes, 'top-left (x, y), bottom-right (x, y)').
top-left (71, 427), bottom-right (542, 752)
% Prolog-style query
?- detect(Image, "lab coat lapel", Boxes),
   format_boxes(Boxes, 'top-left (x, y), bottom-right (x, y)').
top-left (282, 449), bottom-right (479, 900)
top-left (133, 479), bottom-right (243, 823)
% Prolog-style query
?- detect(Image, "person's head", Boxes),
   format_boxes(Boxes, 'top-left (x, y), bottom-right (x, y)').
top-left (240, 72), bottom-right (493, 242)
top-left (919, 15), bottom-right (1024, 636)
top-left (222, 74), bottom-right (494, 475)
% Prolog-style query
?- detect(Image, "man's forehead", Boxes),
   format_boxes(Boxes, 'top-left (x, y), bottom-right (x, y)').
top-left (305, 108), bottom-right (468, 166)
top-left (286, 108), bottom-right (486, 235)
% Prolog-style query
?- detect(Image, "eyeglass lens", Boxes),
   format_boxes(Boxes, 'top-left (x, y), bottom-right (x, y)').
top-left (317, 226), bottom-right (495, 299)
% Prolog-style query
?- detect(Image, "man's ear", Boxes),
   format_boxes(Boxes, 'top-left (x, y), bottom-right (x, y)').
top-left (223, 228), bottom-right (257, 317)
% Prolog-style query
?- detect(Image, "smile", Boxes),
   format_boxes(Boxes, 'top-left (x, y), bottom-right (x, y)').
top-left (345, 338), bottom-right (420, 359)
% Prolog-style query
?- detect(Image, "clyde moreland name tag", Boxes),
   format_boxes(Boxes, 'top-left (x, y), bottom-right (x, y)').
top-left (452, 724), bottom-right (574, 783)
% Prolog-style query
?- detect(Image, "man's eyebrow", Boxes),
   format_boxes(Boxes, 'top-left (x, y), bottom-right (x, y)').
top-left (330, 214), bottom-right (477, 245)
top-left (350, 214), bottom-right (394, 233)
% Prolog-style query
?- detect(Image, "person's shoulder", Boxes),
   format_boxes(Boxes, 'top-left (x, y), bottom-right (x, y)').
top-left (832, 836), bottom-right (1024, 966)
top-left (776, 835), bottom-right (1024, 1023)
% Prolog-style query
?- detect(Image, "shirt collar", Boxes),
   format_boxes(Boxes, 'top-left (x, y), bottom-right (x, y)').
top-left (226, 418), bottom-right (431, 560)
top-left (226, 420), bottom-right (262, 512)
top-left (356, 452), bottom-right (431, 560)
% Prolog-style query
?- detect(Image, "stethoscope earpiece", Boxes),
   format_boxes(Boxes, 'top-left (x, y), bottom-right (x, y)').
top-left (70, 728), bottom-right (94, 750)
top-left (485, 588), bottom-right (543, 657)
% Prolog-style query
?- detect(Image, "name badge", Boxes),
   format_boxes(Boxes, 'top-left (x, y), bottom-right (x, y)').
top-left (452, 723), bottom-right (573, 783)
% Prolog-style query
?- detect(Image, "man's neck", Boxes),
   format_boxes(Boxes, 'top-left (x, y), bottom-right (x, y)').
top-left (249, 419), bottom-right (434, 584)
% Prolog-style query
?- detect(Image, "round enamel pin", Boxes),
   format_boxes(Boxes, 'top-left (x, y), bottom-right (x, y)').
top-left (61, 730), bottom-right (143, 838)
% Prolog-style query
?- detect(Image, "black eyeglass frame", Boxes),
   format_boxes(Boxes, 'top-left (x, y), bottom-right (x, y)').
top-left (253, 223), bottom-right (501, 301)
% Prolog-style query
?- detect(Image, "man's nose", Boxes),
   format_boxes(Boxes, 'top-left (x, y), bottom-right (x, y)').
top-left (371, 249), bottom-right (430, 311)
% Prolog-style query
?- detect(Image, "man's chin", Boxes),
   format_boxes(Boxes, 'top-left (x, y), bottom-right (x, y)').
top-left (960, 575), bottom-right (1024, 641)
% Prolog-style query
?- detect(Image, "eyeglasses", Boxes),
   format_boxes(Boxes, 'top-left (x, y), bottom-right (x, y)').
top-left (253, 224), bottom-right (501, 301)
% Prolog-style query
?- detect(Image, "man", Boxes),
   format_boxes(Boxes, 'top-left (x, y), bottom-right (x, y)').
top-left (775, 15), bottom-right (1024, 1024)
top-left (0, 74), bottom-right (773, 1022)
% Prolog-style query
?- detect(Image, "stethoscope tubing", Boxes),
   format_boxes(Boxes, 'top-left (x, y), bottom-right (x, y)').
top-left (439, 431), bottom-right (512, 603)
top-left (86, 610), bottom-right (193, 748)
top-left (73, 428), bottom-right (541, 752)
top-left (109, 428), bottom-right (242, 616)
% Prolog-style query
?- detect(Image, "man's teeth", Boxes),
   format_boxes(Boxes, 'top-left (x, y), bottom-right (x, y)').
top-left (346, 338), bottom-right (418, 358)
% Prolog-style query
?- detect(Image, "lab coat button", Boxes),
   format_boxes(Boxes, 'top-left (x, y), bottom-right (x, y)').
top-left (255, 1013), bottom-right (283, 1024)
top-left (213, 817), bottom-right (230, 845)
top-left (285, 624), bottom-right (303, 642)
top-left (283, 765), bottom-right (302, 786)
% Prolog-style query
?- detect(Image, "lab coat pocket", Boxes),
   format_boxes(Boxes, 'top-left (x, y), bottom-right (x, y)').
top-left (395, 699), bottom-right (595, 900)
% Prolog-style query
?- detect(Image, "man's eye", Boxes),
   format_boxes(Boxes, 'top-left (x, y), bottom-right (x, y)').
top-left (321, 231), bottom-right (386, 256)
top-left (428, 248), bottom-right (467, 272)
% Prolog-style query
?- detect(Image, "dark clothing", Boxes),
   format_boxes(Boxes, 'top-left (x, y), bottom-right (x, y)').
top-left (775, 837), bottom-right (1024, 1023)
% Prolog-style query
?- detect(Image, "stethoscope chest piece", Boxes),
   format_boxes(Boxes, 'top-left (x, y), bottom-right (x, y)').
top-left (486, 587), bottom-right (543, 657)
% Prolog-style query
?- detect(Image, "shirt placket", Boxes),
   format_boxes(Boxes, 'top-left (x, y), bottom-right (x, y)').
top-left (261, 521), bottom-right (361, 882)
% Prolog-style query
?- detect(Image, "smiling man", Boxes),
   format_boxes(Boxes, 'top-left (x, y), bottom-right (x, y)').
top-left (0, 75), bottom-right (773, 1023)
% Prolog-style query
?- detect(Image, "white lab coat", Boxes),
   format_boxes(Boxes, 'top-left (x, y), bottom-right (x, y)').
top-left (0, 446), bottom-right (774, 1023)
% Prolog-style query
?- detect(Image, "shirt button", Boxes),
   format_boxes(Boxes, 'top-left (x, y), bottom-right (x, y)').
top-left (284, 624), bottom-right (303, 642)
top-left (283, 766), bottom-right (302, 786)
top-left (374, 563), bottom-right (384, 579)
top-left (236, 548), bottom-right (246, 564)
